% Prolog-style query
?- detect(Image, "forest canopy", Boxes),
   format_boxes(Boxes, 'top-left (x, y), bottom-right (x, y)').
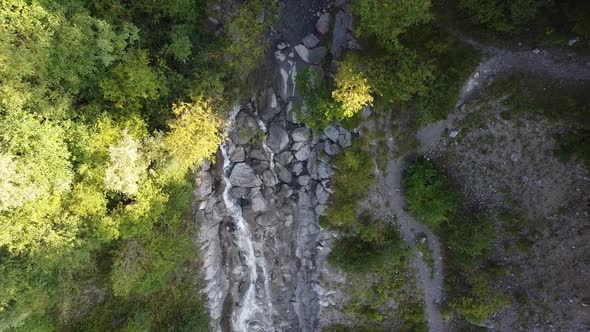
top-left (0, 0), bottom-right (276, 330)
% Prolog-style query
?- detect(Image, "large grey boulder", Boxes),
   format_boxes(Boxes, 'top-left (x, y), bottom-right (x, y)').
top-left (324, 125), bottom-right (340, 143)
top-left (297, 175), bottom-right (311, 187)
top-left (294, 143), bottom-right (311, 161)
top-left (229, 145), bottom-right (246, 162)
top-left (250, 191), bottom-right (268, 213)
top-left (195, 172), bottom-right (213, 200)
top-left (275, 151), bottom-right (294, 166)
top-left (267, 123), bottom-right (290, 153)
top-left (316, 13), bottom-right (330, 34)
top-left (331, 10), bottom-right (353, 59)
top-left (294, 44), bottom-right (327, 65)
top-left (315, 183), bottom-right (330, 205)
top-left (291, 162), bottom-right (304, 176)
top-left (302, 34), bottom-right (320, 48)
top-left (276, 164), bottom-right (292, 184)
top-left (291, 127), bottom-right (311, 142)
top-left (338, 128), bottom-right (352, 148)
top-left (229, 163), bottom-right (262, 187)
top-left (262, 170), bottom-right (277, 187)
top-left (231, 112), bottom-right (259, 145)
top-left (324, 142), bottom-right (341, 156)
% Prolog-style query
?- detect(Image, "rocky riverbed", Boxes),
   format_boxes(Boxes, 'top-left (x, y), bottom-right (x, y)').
top-left (192, 42), bottom-right (355, 331)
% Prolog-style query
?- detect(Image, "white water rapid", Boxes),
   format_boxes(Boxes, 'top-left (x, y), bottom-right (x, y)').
top-left (219, 106), bottom-right (274, 331)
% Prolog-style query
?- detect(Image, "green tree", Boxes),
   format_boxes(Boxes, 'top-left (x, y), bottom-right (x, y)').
top-left (165, 99), bottom-right (224, 171)
top-left (333, 53), bottom-right (374, 118)
top-left (352, 0), bottom-right (431, 51)
top-left (100, 49), bottom-right (167, 111)
top-left (403, 159), bottom-right (460, 229)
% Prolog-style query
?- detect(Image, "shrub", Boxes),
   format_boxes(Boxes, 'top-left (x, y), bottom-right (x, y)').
top-left (459, 0), bottom-right (548, 32)
top-left (295, 67), bottom-right (342, 131)
top-left (403, 159), bottom-right (460, 229)
top-left (352, 0), bottom-right (431, 51)
top-left (332, 53), bottom-right (374, 118)
top-left (323, 142), bottom-right (375, 229)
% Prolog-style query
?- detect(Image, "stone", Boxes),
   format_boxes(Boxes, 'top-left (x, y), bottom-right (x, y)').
top-left (229, 145), bottom-right (245, 162)
top-left (267, 122), bottom-right (290, 153)
top-left (449, 130), bottom-right (459, 138)
top-left (291, 127), bottom-right (311, 142)
top-left (230, 186), bottom-right (251, 200)
top-left (324, 125), bottom-right (340, 142)
top-left (278, 184), bottom-right (294, 198)
top-left (532, 48), bottom-right (540, 54)
top-left (315, 183), bottom-right (330, 205)
top-left (317, 161), bottom-right (333, 179)
top-left (277, 42), bottom-right (289, 50)
top-left (297, 175), bottom-right (311, 187)
top-left (250, 192), bottom-right (268, 212)
top-left (294, 44), bottom-right (327, 64)
top-left (275, 151), bottom-right (294, 166)
top-left (316, 13), bottom-right (330, 34)
top-left (256, 212), bottom-right (280, 227)
top-left (302, 34), bottom-right (320, 48)
top-left (338, 129), bottom-right (352, 148)
top-left (195, 172), bottom-right (213, 200)
top-left (231, 112), bottom-right (259, 145)
top-left (510, 152), bottom-right (520, 162)
top-left (229, 163), bottom-right (262, 187)
top-left (276, 164), bottom-right (292, 184)
top-left (324, 142), bottom-right (341, 156)
top-left (262, 170), bottom-right (278, 187)
top-left (331, 11), bottom-right (353, 58)
top-left (249, 148), bottom-right (267, 161)
top-left (314, 204), bottom-right (326, 216)
top-left (291, 162), bottom-right (304, 176)
top-left (291, 142), bottom-right (305, 151)
top-left (294, 143), bottom-right (311, 161)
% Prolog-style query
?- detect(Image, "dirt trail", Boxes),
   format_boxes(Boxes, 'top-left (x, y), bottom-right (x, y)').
top-left (420, 32), bottom-right (590, 153)
top-left (375, 35), bottom-right (590, 332)
top-left (362, 110), bottom-right (446, 332)
top-left (379, 159), bottom-right (446, 332)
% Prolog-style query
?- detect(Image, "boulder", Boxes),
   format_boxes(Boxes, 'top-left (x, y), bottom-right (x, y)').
top-left (249, 148), bottom-right (268, 161)
top-left (195, 172), bottom-right (213, 200)
top-left (317, 161), bottom-right (333, 179)
top-left (229, 163), bottom-right (262, 187)
top-left (250, 192), bottom-right (268, 212)
top-left (315, 183), bottom-right (330, 204)
top-left (276, 164), bottom-right (292, 184)
top-left (297, 175), bottom-right (311, 187)
top-left (267, 122), bottom-right (290, 153)
top-left (231, 112), bottom-right (259, 145)
top-left (338, 129), bottom-right (352, 148)
top-left (294, 143), bottom-right (311, 161)
top-left (291, 162), bottom-right (304, 176)
top-left (324, 125), bottom-right (340, 143)
top-left (230, 186), bottom-right (251, 200)
top-left (256, 212), bottom-right (280, 227)
top-left (291, 127), bottom-right (311, 142)
top-left (315, 204), bottom-right (326, 216)
top-left (302, 34), bottom-right (320, 48)
top-left (324, 142), bottom-right (341, 156)
top-left (331, 10), bottom-right (353, 59)
top-left (275, 151), bottom-right (294, 166)
top-left (229, 145), bottom-right (245, 162)
top-left (294, 44), bottom-right (327, 64)
top-left (316, 13), bottom-right (330, 34)
top-left (262, 170), bottom-right (278, 187)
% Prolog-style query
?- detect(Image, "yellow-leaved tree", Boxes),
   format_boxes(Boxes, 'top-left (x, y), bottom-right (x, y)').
top-left (165, 99), bottom-right (224, 171)
top-left (332, 53), bottom-right (374, 118)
